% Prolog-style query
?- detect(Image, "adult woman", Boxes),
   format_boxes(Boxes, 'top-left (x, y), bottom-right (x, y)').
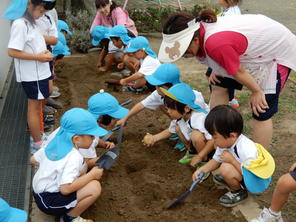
top-left (158, 10), bottom-right (296, 149)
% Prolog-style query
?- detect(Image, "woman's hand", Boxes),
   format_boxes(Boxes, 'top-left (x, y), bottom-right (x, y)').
top-left (208, 73), bottom-right (221, 85)
top-left (249, 90), bottom-right (269, 117)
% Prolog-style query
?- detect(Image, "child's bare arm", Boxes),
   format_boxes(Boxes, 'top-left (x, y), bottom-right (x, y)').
top-left (97, 48), bottom-right (107, 67)
top-left (221, 150), bottom-right (242, 174)
top-left (30, 156), bottom-right (39, 167)
top-left (97, 140), bottom-right (115, 149)
top-left (289, 162), bottom-right (296, 172)
top-left (43, 35), bottom-right (58, 45)
top-left (143, 129), bottom-right (172, 147)
top-left (116, 102), bottom-right (145, 126)
top-left (8, 48), bottom-right (53, 62)
top-left (120, 72), bottom-right (144, 85)
top-left (85, 158), bottom-right (99, 169)
top-left (60, 167), bottom-right (103, 195)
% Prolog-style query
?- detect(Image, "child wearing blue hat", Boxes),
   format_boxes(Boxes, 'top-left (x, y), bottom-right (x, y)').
top-left (5, 0), bottom-right (56, 153)
top-left (0, 198), bottom-right (28, 222)
top-left (119, 36), bottom-right (161, 92)
top-left (31, 108), bottom-right (107, 222)
top-left (193, 105), bottom-right (275, 208)
top-left (143, 83), bottom-right (214, 166)
top-left (251, 162), bottom-right (296, 222)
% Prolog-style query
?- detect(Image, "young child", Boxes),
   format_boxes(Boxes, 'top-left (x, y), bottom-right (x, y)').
top-left (109, 25), bottom-right (139, 75)
top-left (251, 162), bottom-right (296, 222)
top-left (31, 108), bottom-right (106, 222)
top-left (5, 0), bottom-right (55, 152)
top-left (0, 198), bottom-right (28, 222)
top-left (206, 0), bottom-right (242, 109)
top-left (143, 83), bottom-right (214, 167)
top-left (120, 36), bottom-right (161, 92)
top-left (192, 105), bottom-right (275, 207)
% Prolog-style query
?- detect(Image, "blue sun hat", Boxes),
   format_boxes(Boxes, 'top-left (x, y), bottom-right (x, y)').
top-left (58, 20), bottom-right (72, 35)
top-left (0, 198), bottom-right (27, 222)
top-left (3, 0), bottom-right (55, 20)
top-left (125, 36), bottom-right (157, 58)
top-left (91, 26), bottom-right (110, 46)
top-left (53, 41), bottom-right (70, 57)
top-left (161, 83), bottom-right (207, 113)
top-left (58, 32), bottom-right (70, 51)
top-left (145, 63), bottom-right (182, 86)
top-left (45, 108), bottom-right (108, 161)
top-left (108, 25), bottom-right (131, 45)
top-left (88, 90), bottom-right (129, 119)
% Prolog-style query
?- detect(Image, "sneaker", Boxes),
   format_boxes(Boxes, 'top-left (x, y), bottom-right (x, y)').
top-left (178, 151), bottom-right (195, 164)
top-left (251, 208), bottom-right (283, 222)
top-left (50, 87), bottom-right (61, 98)
top-left (169, 133), bottom-right (179, 141)
top-left (213, 173), bottom-right (230, 189)
top-left (173, 141), bottom-right (186, 151)
top-left (228, 97), bottom-right (239, 108)
top-left (46, 98), bottom-right (63, 109)
top-left (43, 105), bottom-right (56, 115)
top-left (219, 189), bottom-right (248, 207)
top-left (122, 86), bottom-right (144, 93)
top-left (71, 216), bottom-right (94, 222)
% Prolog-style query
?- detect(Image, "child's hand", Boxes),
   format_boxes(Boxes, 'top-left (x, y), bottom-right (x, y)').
top-left (142, 133), bottom-right (155, 147)
top-left (99, 66), bottom-right (108, 72)
top-left (221, 150), bottom-right (236, 164)
top-left (117, 63), bottom-right (124, 70)
top-left (120, 79), bottom-right (127, 86)
top-left (104, 141), bottom-right (115, 149)
top-left (116, 118), bottom-right (127, 127)
top-left (192, 168), bottom-right (204, 182)
top-left (37, 50), bottom-right (53, 62)
top-left (89, 166), bottom-right (104, 180)
top-left (190, 155), bottom-right (203, 167)
top-left (289, 162), bottom-right (296, 172)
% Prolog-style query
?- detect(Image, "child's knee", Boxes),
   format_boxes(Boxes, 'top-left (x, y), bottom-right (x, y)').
top-left (276, 173), bottom-right (296, 193)
top-left (219, 163), bottom-right (236, 178)
top-left (89, 180), bottom-right (102, 198)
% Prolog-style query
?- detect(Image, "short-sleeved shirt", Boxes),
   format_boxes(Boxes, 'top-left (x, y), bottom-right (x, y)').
top-left (168, 111), bottom-right (212, 141)
top-left (36, 14), bottom-right (58, 38)
top-left (221, 6), bottom-right (241, 17)
top-left (32, 147), bottom-right (84, 193)
top-left (8, 18), bottom-right (51, 82)
top-left (138, 56), bottom-right (161, 76)
top-left (213, 134), bottom-right (258, 165)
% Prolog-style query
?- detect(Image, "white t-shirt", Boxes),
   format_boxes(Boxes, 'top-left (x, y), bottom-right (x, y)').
top-left (139, 55), bottom-right (161, 76)
top-left (46, 9), bottom-right (58, 28)
top-left (108, 41), bottom-right (124, 53)
top-left (46, 127), bottom-right (99, 159)
top-left (221, 6), bottom-right (241, 16)
top-left (213, 134), bottom-right (258, 165)
top-left (8, 18), bottom-right (51, 82)
top-left (32, 147), bottom-right (84, 193)
top-left (141, 90), bottom-right (163, 110)
top-left (169, 111), bottom-right (212, 141)
top-left (36, 14), bottom-right (58, 38)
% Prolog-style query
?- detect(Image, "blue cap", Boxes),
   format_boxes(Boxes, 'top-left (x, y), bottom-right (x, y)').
top-left (58, 20), bottom-right (72, 35)
top-left (145, 63), bottom-right (181, 86)
top-left (58, 32), bottom-right (70, 51)
top-left (161, 83), bottom-right (207, 113)
top-left (88, 91), bottom-right (129, 119)
top-left (242, 167), bottom-right (272, 194)
top-left (125, 36), bottom-right (157, 58)
top-left (0, 198), bottom-right (27, 222)
top-left (91, 26), bottom-right (110, 46)
top-left (53, 41), bottom-right (70, 57)
top-left (108, 25), bottom-right (131, 45)
top-left (45, 108), bottom-right (108, 161)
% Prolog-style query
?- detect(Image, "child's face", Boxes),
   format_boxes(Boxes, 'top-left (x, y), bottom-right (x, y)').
top-left (27, 4), bottom-right (47, 19)
top-left (99, 3), bottom-right (111, 16)
top-left (128, 49), bottom-right (145, 60)
top-left (112, 38), bottom-right (124, 48)
top-left (219, 0), bottom-right (229, 8)
top-left (212, 132), bottom-right (237, 148)
top-left (167, 108), bottom-right (182, 120)
top-left (74, 135), bottom-right (95, 149)
top-left (184, 37), bottom-right (200, 58)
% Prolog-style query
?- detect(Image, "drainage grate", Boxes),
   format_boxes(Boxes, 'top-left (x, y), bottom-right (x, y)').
top-left (0, 74), bottom-right (30, 210)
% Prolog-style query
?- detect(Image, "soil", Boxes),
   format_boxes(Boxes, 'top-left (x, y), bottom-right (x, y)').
top-left (53, 32), bottom-right (296, 221)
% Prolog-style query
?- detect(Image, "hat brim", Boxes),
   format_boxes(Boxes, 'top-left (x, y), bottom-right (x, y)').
top-left (145, 75), bottom-right (166, 86)
top-left (66, 30), bottom-right (72, 35)
top-left (108, 106), bottom-right (129, 119)
top-left (92, 39), bottom-right (100, 46)
top-left (87, 125), bottom-right (108, 137)
top-left (125, 46), bottom-right (139, 53)
top-left (7, 207), bottom-right (28, 222)
top-left (244, 144), bottom-right (275, 179)
top-left (160, 87), bottom-right (205, 112)
top-left (242, 167), bottom-right (272, 194)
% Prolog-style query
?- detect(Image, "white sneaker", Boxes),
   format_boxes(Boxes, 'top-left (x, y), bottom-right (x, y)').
top-left (71, 216), bottom-right (93, 222)
top-left (251, 208), bottom-right (283, 222)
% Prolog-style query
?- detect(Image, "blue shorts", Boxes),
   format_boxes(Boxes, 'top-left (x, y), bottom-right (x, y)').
top-left (290, 170), bottom-right (296, 181)
top-left (21, 77), bottom-right (50, 100)
top-left (33, 191), bottom-right (77, 216)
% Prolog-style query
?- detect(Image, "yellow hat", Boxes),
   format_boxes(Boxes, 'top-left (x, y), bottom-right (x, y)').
top-left (243, 143), bottom-right (275, 179)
